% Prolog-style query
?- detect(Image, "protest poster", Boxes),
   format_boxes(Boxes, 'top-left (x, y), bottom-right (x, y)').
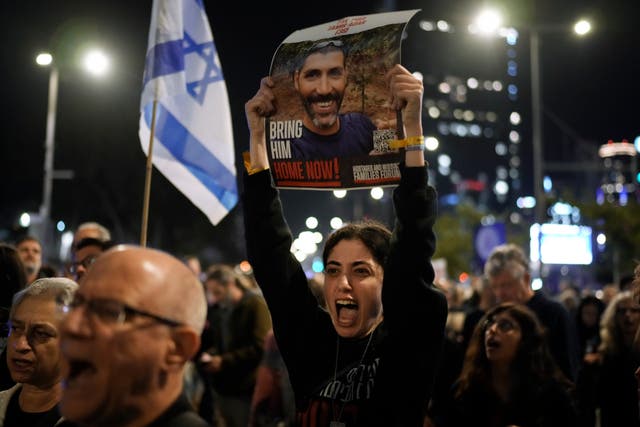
top-left (266, 10), bottom-right (420, 189)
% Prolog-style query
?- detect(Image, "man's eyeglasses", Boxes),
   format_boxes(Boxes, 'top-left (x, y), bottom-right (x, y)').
top-left (484, 317), bottom-right (518, 334)
top-left (60, 293), bottom-right (183, 327)
top-left (68, 255), bottom-right (99, 275)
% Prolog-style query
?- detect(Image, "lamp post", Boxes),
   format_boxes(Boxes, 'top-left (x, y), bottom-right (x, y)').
top-left (36, 53), bottom-right (58, 228)
top-left (35, 50), bottom-right (109, 252)
top-left (530, 20), bottom-right (591, 223)
top-left (472, 11), bottom-right (592, 224)
top-left (530, 29), bottom-right (544, 224)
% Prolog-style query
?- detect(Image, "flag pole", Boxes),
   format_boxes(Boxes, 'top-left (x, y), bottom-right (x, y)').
top-left (140, 100), bottom-right (158, 247)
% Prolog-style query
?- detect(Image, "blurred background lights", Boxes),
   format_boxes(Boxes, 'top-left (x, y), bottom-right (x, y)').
top-left (516, 196), bottom-right (536, 209)
top-left (35, 52), bottom-right (53, 66)
top-left (56, 220), bottom-right (66, 232)
top-left (425, 136), bottom-right (439, 151)
top-left (84, 49), bottom-right (109, 75)
top-left (312, 257), bottom-right (324, 273)
top-left (370, 187), bottom-right (384, 200)
top-left (292, 231), bottom-right (318, 261)
top-left (19, 212), bottom-right (31, 228)
top-left (238, 260), bottom-right (253, 273)
top-left (332, 189), bottom-right (347, 199)
top-left (305, 216), bottom-right (318, 229)
top-left (574, 20), bottom-right (592, 35)
top-left (436, 20), bottom-right (451, 32)
top-left (494, 180), bottom-right (509, 195)
top-left (419, 20), bottom-right (436, 32)
top-left (509, 130), bottom-right (520, 143)
top-left (473, 9), bottom-right (502, 35)
top-left (438, 82), bottom-right (451, 93)
top-left (438, 153), bottom-right (451, 168)
top-left (330, 217), bottom-right (343, 230)
top-left (531, 278), bottom-right (543, 291)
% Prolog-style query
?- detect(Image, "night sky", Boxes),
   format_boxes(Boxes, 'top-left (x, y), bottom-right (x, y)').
top-left (1, 0), bottom-right (638, 265)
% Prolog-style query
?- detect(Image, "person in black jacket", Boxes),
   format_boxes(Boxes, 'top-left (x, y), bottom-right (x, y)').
top-left (199, 264), bottom-right (272, 427)
top-left (243, 64), bottom-right (447, 426)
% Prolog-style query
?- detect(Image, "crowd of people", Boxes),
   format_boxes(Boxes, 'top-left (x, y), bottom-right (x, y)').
top-left (0, 54), bottom-right (639, 427)
top-left (425, 245), bottom-right (640, 427)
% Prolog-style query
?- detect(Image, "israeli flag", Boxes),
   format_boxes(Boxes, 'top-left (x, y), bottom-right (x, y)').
top-left (139, 0), bottom-right (237, 225)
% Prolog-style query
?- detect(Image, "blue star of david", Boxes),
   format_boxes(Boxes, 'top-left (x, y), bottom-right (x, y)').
top-left (183, 32), bottom-right (223, 105)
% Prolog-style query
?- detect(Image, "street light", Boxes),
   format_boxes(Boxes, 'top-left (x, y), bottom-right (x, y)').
top-left (35, 52), bottom-right (59, 233)
top-left (530, 21), bottom-right (591, 223)
top-left (35, 49), bottom-right (110, 250)
top-left (471, 10), bottom-right (592, 224)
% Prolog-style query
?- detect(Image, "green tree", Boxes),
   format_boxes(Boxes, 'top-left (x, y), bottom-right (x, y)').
top-left (434, 202), bottom-right (530, 279)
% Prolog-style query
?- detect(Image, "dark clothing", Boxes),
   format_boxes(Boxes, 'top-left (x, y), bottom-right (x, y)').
top-left (58, 393), bottom-right (210, 427)
top-left (527, 292), bottom-right (580, 381)
top-left (200, 303), bottom-right (228, 358)
top-left (0, 348), bottom-right (14, 391)
top-left (576, 349), bottom-right (640, 427)
top-left (243, 164), bottom-right (448, 426)
top-left (3, 386), bottom-right (61, 427)
top-left (202, 292), bottom-right (271, 427)
top-left (209, 292), bottom-right (272, 397)
top-left (250, 330), bottom-right (295, 427)
top-left (575, 297), bottom-right (604, 363)
top-left (461, 307), bottom-right (485, 351)
top-left (443, 379), bottom-right (577, 427)
top-left (140, 393), bottom-right (211, 427)
top-left (197, 304), bottom-right (227, 424)
top-left (290, 112), bottom-right (376, 160)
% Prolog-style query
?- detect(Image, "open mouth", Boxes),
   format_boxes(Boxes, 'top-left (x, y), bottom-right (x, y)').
top-left (10, 358), bottom-right (33, 371)
top-left (309, 95), bottom-right (338, 114)
top-left (65, 359), bottom-right (97, 387)
top-left (486, 338), bottom-right (500, 350)
top-left (336, 299), bottom-right (358, 325)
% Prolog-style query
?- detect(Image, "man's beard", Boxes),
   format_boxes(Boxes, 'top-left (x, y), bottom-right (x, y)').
top-left (302, 93), bottom-right (343, 130)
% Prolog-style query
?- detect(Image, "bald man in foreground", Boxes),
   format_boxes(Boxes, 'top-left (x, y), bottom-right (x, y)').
top-left (57, 245), bottom-right (211, 427)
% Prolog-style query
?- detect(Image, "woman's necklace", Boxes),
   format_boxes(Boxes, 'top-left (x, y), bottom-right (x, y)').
top-left (330, 330), bottom-right (375, 427)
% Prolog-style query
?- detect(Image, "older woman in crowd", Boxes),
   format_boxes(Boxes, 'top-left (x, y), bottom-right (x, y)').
top-left (0, 277), bottom-right (77, 426)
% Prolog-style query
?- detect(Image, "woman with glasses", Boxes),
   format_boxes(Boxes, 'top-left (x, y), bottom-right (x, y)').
top-left (436, 302), bottom-right (577, 427)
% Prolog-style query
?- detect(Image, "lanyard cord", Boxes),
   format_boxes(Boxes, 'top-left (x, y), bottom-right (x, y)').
top-left (331, 329), bottom-right (375, 423)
